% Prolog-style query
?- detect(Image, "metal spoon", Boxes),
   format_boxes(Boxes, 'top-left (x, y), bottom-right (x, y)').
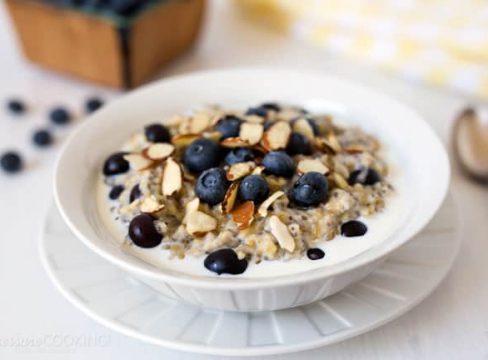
top-left (453, 107), bottom-right (488, 184)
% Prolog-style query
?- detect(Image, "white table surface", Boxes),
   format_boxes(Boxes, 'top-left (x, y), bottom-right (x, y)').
top-left (0, 1), bottom-right (486, 359)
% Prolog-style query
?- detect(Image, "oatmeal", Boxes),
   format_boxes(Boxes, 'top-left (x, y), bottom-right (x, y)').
top-left (101, 103), bottom-right (393, 275)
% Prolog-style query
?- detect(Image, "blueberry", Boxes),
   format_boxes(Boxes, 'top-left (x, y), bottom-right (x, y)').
top-left (6, 99), bottom-right (26, 115)
top-left (32, 129), bottom-right (53, 147)
top-left (109, 185), bottom-right (124, 200)
top-left (291, 172), bottom-right (328, 207)
top-left (0, 151), bottom-right (23, 174)
top-left (49, 107), bottom-right (71, 125)
top-left (128, 214), bottom-right (163, 248)
top-left (224, 147), bottom-right (254, 165)
top-left (307, 248), bottom-right (325, 260)
top-left (262, 151), bottom-right (295, 178)
top-left (245, 106), bottom-right (268, 117)
top-left (204, 249), bottom-right (248, 275)
top-left (239, 175), bottom-right (269, 203)
top-left (103, 152), bottom-right (129, 176)
top-left (109, 0), bottom-right (143, 15)
top-left (286, 132), bottom-right (312, 156)
top-left (348, 168), bottom-right (381, 186)
top-left (129, 184), bottom-right (142, 202)
top-left (85, 97), bottom-right (104, 113)
top-left (144, 123), bottom-right (170, 143)
top-left (341, 220), bottom-right (367, 237)
top-left (184, 138), bottom-right (221, 174)
top-left (260, 102), bottom-right (281, 112)
top-left (292, 117), bottom-right (320, 136)
top-left (195, 167), bottom-right (230, 206)
top-left (215, 115), bottom-right (242, 139)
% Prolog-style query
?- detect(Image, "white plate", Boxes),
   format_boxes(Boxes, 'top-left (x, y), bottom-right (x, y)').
top-left (40, 194), bottom-right (460, 357)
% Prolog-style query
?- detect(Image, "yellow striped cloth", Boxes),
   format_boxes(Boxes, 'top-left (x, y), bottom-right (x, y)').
top-left (238, 0), bottom-right (488, 100)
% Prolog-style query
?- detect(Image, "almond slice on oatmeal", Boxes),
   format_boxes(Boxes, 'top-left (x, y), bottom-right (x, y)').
top-left (123, 154), bottom-right (154, 171)
top-left (258, 190), bottom-right (285, 217)
top-left (220, 137), bottom-right (251, 148)
top-left (251, 165), bottom-right (265, 175)
top-left (268, 215), bottom-right (295, 252)
top-left (183, 198), bottom-right (200, 224)
top-left (231, 201), bottom-right (255, 230)
top-left (221, 181), bottom-right (240, 213)
top-left (226, 161), bottom-right (256, 181)
top-left (239, 122), bottom-right (264, 145)
top-left (262, 121), bottom-right (291, 151)
top-left (190, 112), bottom-right (211, 133)
top-left (140, 196), bottom-right (165, 214)
top-left (331, 172), bottom-right (350, 190)
top-left (186, 210), bottom-right (217, 235)
top-left (297, 159), bottom-right (329, 175)
top-left (162, 157), bottom-right (182, 196)
top-left (203, 131), bottom-right (222, 142)
top-left (293, 117), bottom-right (315, 140)
top-left (171, 133), bottom-right (200, 147)
top-left (245, 114), bottom-right (265, 124)
top-left (143, 143), bottom-right (175, 161)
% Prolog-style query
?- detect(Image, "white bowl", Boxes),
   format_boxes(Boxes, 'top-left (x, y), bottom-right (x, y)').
top-left (54, 68), bottom-right (449, 312)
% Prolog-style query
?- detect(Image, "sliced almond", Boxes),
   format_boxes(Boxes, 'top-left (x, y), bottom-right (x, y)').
top-left (171, 134), bottom-right (200, 147)
top-left (268, 215), bottom-right (295, 252)
top-left (123, 154), bottom-right (154, 171)
top-left (183, 198), bottom-right (200, 224)
top-left (190, 112), bottom-right (211, 133)
top-left (140, 196), bottom-right (165, 214)
top-left (143, 143), bottom-right (174, 160)
top-left (326, 132), bottom-right (342, 153)
top-left (226, 161), bottom-right (255, 181)
top-left (293, 117), bottom-right (315, 140)
top-left (239, 122), bottom-right (264, 145)
top-left (162, 157), bottom-right (182, 196)
top-left (220, 137), bottom-right (251, 148)
top-left (251, 165), bottom-right (265, 175)
top-left (314, 137), bottom-right (337, 155)
top-left (261, 121), bottom-right (291, 151)
top-left (245, 114), bottom-right (265, 124)
top-left (344, 146), bottom-right (364, 154)
top-left (331, 172), bottom-right (350, 190)
top-left (258, 191), bottom-right (285, 217)
top-left (203, 131), bottom-right (222, 142)
top-left (186, 211), bottom-right (217, 235)
top-left (221, 181), bottom-right (240, 213)
top-left (297, 159), bottom-right (329, 175)
top-left (231, 201), bottom-right (255, 230)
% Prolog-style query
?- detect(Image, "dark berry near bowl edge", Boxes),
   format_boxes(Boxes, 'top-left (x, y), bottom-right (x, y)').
top-left (291, 172), bottom-right (328, 207)
top-left (239, 175), bottom-right (269, 203)
top-left (49, 107), bottom-right (71, 125)
top-left (262, 151), bottom-right (295, 178)
top-left (348, 168), bottom-right (381, 186)
top-left (215, 115), bottom-right (242, 139)
top-left (0, 151), bottom-right (23, 174)
top-left (129, 184), bottom-right (142, 202)
top-left (32, 129), bottom-right (53, 147)
top-left (184, 138), bottom-right (221, 174)
top-left (260, 102), bottom-right (281, 112)
top-left (195, 167), bottom-right (230, 206)
top-left (85, 97), bottom-right (104, 113)
top-left (6, 99), bottom-right (26, 115)
top-left (109, 185), bottom-right (124, 200)
top-left (110, 0), bottom-right (143, 15)
top-left (245, 106), bottom-right (268, 117)
top-left (144, 123), bottom-right (170, 143)
top-left (128, 214), bottom-right (162, 248)
top-left (286, 132), bottom-right (312, 156)
top-left (307, 248), bottom-right (325, 260)
top-left (204, 249), bottom-right (248, 275)
top-left (103, 152), bottom-right (129, 176)
top-left (224, 147), bottom-right (255, 165)
top-left (341, 220), bottom-right (368, 237)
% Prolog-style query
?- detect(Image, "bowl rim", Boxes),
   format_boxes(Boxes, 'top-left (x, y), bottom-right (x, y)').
top-left (54, 67), bottom-right (450, 290)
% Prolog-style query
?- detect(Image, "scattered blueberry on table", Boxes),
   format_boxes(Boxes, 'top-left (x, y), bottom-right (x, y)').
top-left (49, 106), bottom-right (72, 125)
top-left (85, 97), bottom-right (104, 114)
top-left (6, 98), bottom-right (27, 115)
top-left (0, 151), bottom-right (23, 174)
top-left (32, 129), bottom-right (53, 147)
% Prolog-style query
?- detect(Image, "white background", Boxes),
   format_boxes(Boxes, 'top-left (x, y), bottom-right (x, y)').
top-left (0, 1), bottom-right (487, 359)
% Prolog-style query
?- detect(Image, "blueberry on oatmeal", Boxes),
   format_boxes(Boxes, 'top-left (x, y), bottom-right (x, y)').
top-left (195, 167), bottom-right (230, 205)
top-left (128, 214), bottom-right (162, 248)
top-left (144, 123), bottom-right (170, 143)
top-left (262, 151), bottom-right (295, 178)
top-left (239, 175), bottom-right (269, 204)
top-left (215, 115), bottom-right (242, 139)
top-left (204, 249), bottom-right (248, 275)
top-left (109, 185), bottom-right (125, 200)
top-left (224, 147), bottom-right (254, 165)
top-left (184, 138), bottom-right (221, 174)
top-left (103, 152), bottom-right (129, 176)
top-left (291, 172), bottom-right (328, 207)
top-left (341, 220), bottom-right (368, 237)
top-left (129, 184), bottom-right (142, 202)
top-left (286, 132), bottom-right (312, 156)
top-left (348, 168), bottom-right (382, 186)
